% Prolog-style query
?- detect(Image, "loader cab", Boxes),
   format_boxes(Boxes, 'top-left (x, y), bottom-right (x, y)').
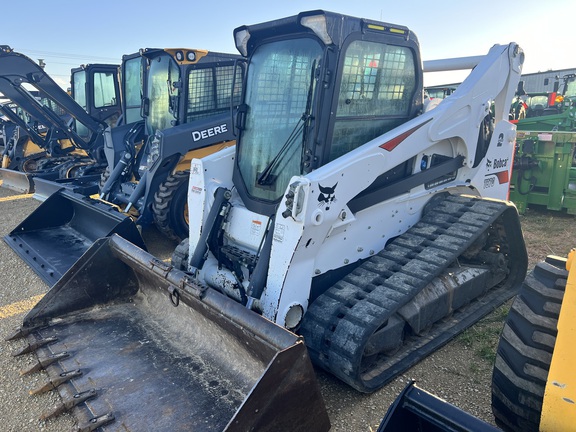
top-left (71, 63), bottom-right (121, 138)
top-left (99, 48), bottom-right (241, 234)
top-left (233, 10), bottom-right (423, 214)
top-left (141, 48), bottom-right (242, 135)
top-left (563, 74), bottom-right (576, 98)
top-left (135, 48), bottom-right (241, 178)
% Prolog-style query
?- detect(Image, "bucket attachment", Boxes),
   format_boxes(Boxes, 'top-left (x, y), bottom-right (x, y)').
top-left (4, 189), bottom-right (145, 286)
top-left (378, 381), bottom-right (499, 432)
top-left (32, 175), bottom-right (101, 202)
top-left (0, 167), bottom-right (34, 193)
top-left (9, 234), bottom-right (330, 431)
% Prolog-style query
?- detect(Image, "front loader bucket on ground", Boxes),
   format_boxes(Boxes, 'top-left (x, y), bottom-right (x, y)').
top-left (0, 167), bottom-right (34, 193)
top-left (9, 234), bottom-right (330, 431)
top-left (4, 189), bottom-right (145, 285)
top-left (378, 381), bottom-right (498, 432)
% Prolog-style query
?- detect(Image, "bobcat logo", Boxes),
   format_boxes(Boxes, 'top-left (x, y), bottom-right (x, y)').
top-left (318, 183), bottom-right (338, 210)
top-left (486, 159), bottom-right (493, 169)
top-left (497, 133), bottom-right (504, 147)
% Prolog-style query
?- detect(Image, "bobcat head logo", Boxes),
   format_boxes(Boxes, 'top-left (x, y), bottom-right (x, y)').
top-left (318, 183), bottom-right (338, 210)
top-left (486, 159), bottom-right (493, 169)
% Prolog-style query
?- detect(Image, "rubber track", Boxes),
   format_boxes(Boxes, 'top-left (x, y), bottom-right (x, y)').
top-left (301, 195), bottom-right (517, 392)
top-left (491, 259), bottom-right (567, 431)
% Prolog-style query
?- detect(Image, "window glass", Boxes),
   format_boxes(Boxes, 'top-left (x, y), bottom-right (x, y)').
top-left (147, 54), bottom-right (180, 134)
top-left (238, 38), bottom-right (322, 202)
top-left (565, 78), bottom-right (576, 98)
top-left (331, 41), bottom-right (416, 160)
top-left (124, 57), bottom-right (143, 124)
top-left (72, 70), bottom-right (89, 138)
top-left (186, 65), bottom-right (242, 122)
top-left (93, 71), bottom-right (117, 108)
top-left (187, 68), bottom-right (214, 121)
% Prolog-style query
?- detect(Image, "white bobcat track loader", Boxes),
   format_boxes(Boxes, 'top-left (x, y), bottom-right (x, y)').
top-left (183, 10), bottom-right (528, 392)
top-left (8, 10), bottom-right (527, 431)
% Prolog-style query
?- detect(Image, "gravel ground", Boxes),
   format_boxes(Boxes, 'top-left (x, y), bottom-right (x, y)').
top-left (0, 184), bottom-right (574, 431)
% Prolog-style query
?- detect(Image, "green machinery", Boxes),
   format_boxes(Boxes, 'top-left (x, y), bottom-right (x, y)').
top-left (510, 130), bottom-right (576, 214)
top-left (509, 74), bottom-right (576, 214)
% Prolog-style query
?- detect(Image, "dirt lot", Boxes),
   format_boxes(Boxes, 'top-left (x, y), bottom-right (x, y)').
top-left (0, 185), bottom-right (574, 431)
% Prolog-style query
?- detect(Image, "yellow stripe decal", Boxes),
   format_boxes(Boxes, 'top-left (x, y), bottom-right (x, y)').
top-left (0, 295), bottom-right (44, 319)
top-left (0, 194), bottom-right (34, 202)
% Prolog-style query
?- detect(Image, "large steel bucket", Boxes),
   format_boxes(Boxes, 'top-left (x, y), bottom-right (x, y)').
top-left (9, 234), bottom-right (330, 431)
top-left (4, 189), bottom-right (145, 285)
top-left (0, 167), bottom-right (35, 193)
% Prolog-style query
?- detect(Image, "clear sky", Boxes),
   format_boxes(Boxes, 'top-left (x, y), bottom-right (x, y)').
top-left (3, 0), bottom-right (576, 89)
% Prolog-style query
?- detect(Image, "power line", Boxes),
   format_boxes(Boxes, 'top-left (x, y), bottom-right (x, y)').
top-left (16, 48), bottom-right (119, 63)
top-left (41, 60), bottom-right (118, 67)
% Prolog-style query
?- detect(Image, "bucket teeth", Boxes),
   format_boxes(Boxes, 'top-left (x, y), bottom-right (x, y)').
top-left (29, 369), bottom-right (82, 395)
top-left (40, 388), bottom-right (97, 421)
top-left (20, 352), bottom-right (70, 375)
top-left (12, 336), bottom-right (58, 356)
top-left (5, 326), bottom-right (32, 341)
top-left (76, 413), bottom-right (115, 432)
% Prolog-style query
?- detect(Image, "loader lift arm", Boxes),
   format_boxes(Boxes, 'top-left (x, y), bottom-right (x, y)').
top-left (0, 80), bottom-right (82, 156)
top-left (0, 46), bottom-right (106, 156)
top-left (0, 101), bottom-right (46, 149)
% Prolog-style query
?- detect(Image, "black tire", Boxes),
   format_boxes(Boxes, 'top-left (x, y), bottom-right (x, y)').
top-left (18, 152), bottom-right (46, 172)
top-left (152, 170), bottom-right (189, 241)
top-left (491, 258), bottom-right (568, 431)
top-left (171, 237), bottom-right (189, 271)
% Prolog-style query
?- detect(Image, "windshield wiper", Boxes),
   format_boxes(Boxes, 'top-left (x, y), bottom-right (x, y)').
top-left (256, 115), bottom-right (307, 186)
top-left (257, 60), bottom-right (317, 186)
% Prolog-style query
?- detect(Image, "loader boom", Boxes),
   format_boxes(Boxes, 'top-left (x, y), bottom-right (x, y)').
top-left (0, 46), bottom-right (106, 154)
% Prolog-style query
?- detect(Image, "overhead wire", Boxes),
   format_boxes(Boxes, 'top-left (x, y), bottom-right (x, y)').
top-left (15, 48), bottom-right (119, 64)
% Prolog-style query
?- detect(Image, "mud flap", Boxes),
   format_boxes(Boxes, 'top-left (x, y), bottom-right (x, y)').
top-left (10, 235), bottom-right (330, 431)
top-left (0, 167), bottom-right (34, 193)
top-left (378, 381), bottom-right (499, 431)
top-left (4, 189), bottom-right (145, 286)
